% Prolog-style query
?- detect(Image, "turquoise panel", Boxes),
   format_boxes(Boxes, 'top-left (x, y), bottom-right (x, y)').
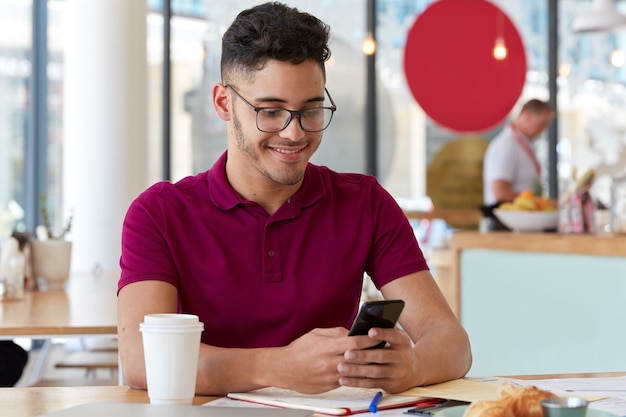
top-left (461, 248), bottom-right (626, 377)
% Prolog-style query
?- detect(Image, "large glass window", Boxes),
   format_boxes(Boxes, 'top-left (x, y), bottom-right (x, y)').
top-left (5, 0), bottom-right (626, 243)
top-left (0, 0), bottom-right (65, 238)
top-left (0, 0), bottom-right (31, 236)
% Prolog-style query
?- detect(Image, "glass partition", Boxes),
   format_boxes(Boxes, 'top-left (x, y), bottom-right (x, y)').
top-left (0, 0), bottom-right (31, 236)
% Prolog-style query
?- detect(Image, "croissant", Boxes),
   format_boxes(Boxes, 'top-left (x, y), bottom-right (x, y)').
top-left (464, 383), bottom-right (557, 417)
top-left (500, 384), bottom-right (557, 417)
top-left (465, 400), bottom-right (516, 417)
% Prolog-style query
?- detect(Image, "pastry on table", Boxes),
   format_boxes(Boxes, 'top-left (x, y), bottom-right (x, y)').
top-left (464, 383), bottom-right (557, 417)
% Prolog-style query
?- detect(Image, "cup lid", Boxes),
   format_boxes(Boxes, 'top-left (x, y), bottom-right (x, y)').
top-left (142, 313), bottom-right (200, 326)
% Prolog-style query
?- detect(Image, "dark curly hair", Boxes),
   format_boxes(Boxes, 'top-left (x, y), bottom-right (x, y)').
top-left (221, 2), bottom-right (331, 84)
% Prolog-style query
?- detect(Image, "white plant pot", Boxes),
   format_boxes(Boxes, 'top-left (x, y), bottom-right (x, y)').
top-left (30, 240), bottom-right (72, 290)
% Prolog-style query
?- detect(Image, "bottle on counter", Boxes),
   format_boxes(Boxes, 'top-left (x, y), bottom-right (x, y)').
top-left (610, 174), bottom-right (626, 234)
top-left (0, 237), bottom-right (26, 300)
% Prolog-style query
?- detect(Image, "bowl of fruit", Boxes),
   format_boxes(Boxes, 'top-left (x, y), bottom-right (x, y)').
top-left (493, 191), bottom-right (558, 233)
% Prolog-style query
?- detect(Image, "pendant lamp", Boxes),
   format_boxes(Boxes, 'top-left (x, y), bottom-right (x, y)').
top-left (573, 0), bottom-right (626, 33)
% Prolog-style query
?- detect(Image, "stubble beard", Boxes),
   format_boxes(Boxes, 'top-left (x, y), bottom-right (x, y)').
top-left (232, 113), bottom-right (320, 186)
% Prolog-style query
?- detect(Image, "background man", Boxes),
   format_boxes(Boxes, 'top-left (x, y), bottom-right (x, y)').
top-left (483, 99), bottom-right (554, 205)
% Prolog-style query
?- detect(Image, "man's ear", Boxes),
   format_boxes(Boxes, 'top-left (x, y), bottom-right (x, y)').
top-left (212, 83), bottom-right (231, 121)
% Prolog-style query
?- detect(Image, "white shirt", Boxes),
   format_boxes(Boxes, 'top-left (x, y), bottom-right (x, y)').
top-left (483, 125), bottom-right (539, 205)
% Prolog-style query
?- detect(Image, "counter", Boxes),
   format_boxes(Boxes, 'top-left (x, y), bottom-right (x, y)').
top-left (451, 231), bottom-right (626, 257)
top-left (404, 209), bottom-right (482, 229)
top-left (433, 231), bottom-right (626, 377)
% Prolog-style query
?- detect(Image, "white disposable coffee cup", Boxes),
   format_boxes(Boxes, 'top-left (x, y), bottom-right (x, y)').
top-left (139, 313), bottom-right (204, 405)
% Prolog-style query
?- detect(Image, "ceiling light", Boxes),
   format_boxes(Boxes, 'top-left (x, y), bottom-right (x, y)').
top-left (362, 36), bottom-right (376, 56)
top-left (493, 10), bottom-right (507, 60)
top-left (493, 37), bottom-right (508, 60)
top-left (573, 0), bottom-right (626, 33)
top-left (611, 49), bottom-right (625, 66)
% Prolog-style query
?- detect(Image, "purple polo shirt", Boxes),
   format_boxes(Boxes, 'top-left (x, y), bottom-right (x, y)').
top-left (119, 152), bottom-right (428, 348)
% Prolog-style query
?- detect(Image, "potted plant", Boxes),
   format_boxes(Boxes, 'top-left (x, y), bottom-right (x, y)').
top-left (30, 196), bottom-right (74, 290)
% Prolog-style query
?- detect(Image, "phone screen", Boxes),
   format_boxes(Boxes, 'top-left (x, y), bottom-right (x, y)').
top-left (348, 300), bottom-right (405, 348)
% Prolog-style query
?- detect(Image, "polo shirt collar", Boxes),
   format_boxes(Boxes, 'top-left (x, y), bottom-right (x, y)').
top-left (207, 151), bottom-right (325, 215)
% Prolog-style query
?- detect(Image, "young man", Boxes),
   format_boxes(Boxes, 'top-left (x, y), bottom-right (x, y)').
top-left (483, 99), bottom-right (555, 205)
top-left (117, 2), bottom-right (471, 396)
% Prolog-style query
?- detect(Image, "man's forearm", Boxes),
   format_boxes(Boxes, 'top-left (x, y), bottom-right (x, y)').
top-left (411, 323), bottom-right (472, 386)
top-left (195, 344), bottom-right (273, 395)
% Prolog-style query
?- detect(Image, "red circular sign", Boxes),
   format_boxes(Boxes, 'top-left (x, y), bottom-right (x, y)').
top-left (403, 0), bottom-right (527, 133)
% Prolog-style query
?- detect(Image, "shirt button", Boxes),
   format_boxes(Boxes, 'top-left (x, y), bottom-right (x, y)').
top-left (267, 250), bottom-right (275, 257)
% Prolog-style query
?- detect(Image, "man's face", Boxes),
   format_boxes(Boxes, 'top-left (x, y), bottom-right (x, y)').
top-left (528, 110), bottom-right (553, 139)
top-left (227, 59), bottom-right (328, 187)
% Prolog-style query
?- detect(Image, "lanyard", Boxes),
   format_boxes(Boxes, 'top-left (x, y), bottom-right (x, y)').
top-left (510, 125), bottom-right (541, 176)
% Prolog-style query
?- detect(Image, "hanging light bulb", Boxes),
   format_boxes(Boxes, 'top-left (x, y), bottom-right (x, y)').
top-left (493, 10), bottom-right (508, 60)
top-left (611, 49), bottom-right (625, 67)
top-left (362, 35), bottom-right (376, 56)
top-left (493, 37), bottom-right (508, 60)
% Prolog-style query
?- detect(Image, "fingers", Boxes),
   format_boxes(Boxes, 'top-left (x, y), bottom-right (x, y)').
top-left (337, 358), bottom-right (409, 393)
top-left (337, 327), bottom-right (416, 392)
top-left (367, 327), bottom-right (407, 346)
top-left (311, 327), bottom-right (381, 352)
top-left (337, 357), bottom-right (414, 393)
top-left (290, 326), bottom-right (415, 393)
top-left (344, 327), bottom-right (408, 353)
top-left (311, 327), bottom-right (349, 338)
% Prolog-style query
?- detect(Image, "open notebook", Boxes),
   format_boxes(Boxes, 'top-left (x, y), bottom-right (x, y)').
top-left (227, 386), bottom-right (421, 415)
top-left (38, 402), bottom-right (314, 417)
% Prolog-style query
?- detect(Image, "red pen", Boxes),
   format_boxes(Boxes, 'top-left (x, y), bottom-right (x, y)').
top-left (413, 398), bottom-right (446, 407)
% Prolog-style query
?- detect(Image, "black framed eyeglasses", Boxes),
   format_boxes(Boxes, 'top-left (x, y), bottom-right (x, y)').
top-left (226, 85), bottom-right (337, 133)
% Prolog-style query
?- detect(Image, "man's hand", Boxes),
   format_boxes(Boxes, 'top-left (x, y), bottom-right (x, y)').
top-left (337, 327), bottom-right (419, 393)
top-left (266, 327), bottom-right (376, 394)
top-left (270, 327), bottom-right (345, 394)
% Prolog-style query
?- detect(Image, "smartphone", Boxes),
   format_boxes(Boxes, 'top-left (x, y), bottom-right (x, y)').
top-left (348, 299), bottom-right (405, 348)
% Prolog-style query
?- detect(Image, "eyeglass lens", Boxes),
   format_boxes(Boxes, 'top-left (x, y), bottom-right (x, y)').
top-left (257, 108), bottom-right (334, 133)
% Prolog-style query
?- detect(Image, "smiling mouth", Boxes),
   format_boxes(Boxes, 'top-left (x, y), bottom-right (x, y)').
top-left (269, 145), bottom-right (307, 155)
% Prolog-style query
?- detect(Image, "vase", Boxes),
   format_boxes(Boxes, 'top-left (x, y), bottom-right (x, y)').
top-left (30, 240), bottom-right (72, 290)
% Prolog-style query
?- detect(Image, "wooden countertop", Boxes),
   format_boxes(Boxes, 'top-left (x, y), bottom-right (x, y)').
top-left (0, 270), bottom-right (118, 337)
top-left (404, 209), bottom-right (482, 229)
top-left (450, 231), bottom-right (626, 257)
top-left (0, 385), bottom-right (215, 417)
